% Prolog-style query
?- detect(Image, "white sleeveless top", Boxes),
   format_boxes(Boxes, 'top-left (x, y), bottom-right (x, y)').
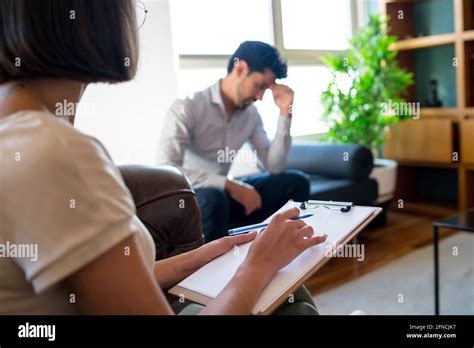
top-left (0, 110), bottom-right (156, 314)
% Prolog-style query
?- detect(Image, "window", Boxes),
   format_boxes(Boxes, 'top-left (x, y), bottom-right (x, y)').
top-left (281, 0), bottom-right (352, 50)
top-left (171, 0), bottom-right (363, 136)
top-left (170, 0), bottom-right (274, 55)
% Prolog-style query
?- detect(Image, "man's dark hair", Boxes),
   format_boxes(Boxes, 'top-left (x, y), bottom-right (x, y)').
top-left (0, 0), bottom-right (138, 84)
top-left (227, 41), bottom-right (288, 79)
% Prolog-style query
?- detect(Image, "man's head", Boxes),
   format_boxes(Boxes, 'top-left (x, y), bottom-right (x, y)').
top-left (226, 41), bottom-right (287, 109)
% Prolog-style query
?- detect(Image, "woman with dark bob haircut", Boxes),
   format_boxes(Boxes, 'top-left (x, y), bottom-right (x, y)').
top-left (0, 0), bottom-right (326, 315)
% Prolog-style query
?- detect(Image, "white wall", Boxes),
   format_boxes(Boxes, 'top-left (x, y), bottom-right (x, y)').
top-left (75, 0), bottom-right (177, 165)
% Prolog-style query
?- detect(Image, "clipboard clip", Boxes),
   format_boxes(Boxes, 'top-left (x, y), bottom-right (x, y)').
top-left (300, 200), bottom-right (353, 213)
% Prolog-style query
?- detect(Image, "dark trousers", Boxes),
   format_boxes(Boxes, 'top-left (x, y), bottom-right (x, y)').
top-left (195, 169), bottom-right (310, 242)
top-left (178, 285), bottom-right (318, 315)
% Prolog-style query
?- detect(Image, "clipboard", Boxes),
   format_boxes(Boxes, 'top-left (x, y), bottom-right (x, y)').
top-left (170, 200), bottom-right (382, 315)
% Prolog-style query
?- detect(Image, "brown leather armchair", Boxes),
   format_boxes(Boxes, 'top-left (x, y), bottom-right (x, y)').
top-left (119, 165), bottom-right (204, 260)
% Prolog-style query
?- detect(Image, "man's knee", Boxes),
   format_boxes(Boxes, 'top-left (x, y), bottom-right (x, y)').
top-left (195, 188), bottom-right (230, 242)
top-left (281, 169), bottom-right (309, 186)
top-left (195, 188), bottom-right (229, 215)
top-left (278, 169), bottom-right (310, 201)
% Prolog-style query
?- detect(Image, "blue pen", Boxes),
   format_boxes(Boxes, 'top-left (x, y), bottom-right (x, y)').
top-left (227, 214), bottom-right (314, 236)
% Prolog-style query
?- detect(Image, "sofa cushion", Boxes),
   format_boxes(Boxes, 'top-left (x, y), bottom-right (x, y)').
top-left (286, 143), bottom-right (374, 180)
top-left (308, 174), bottom-right (378, 205)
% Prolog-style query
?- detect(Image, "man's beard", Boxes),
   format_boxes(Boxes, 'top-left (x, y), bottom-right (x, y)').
top-left (236, 83), bottom-right (256, 110)
top-left (237, 98), bottom-right (255, 110)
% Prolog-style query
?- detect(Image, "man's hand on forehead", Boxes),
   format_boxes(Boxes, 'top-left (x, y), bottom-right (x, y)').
top-left (270, 83), bottom-right (294, 118)
top-left (270, 83), bottom-right (293, 93)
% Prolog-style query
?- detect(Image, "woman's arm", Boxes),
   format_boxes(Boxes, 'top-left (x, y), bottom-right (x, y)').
top-left (199, 259), bottom-right (272, 315)
top-left (64, 232), bottom-right (256, 314)
top-left (154, 233), bottom-right (257, 289)
top-left (64, 235), bottom-right (174, 315)
top-left (63, 208), bottom-right (326, 315)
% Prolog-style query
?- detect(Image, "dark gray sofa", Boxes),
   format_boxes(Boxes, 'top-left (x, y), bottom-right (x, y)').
top-left (286, 143), bottom-right (382, 223)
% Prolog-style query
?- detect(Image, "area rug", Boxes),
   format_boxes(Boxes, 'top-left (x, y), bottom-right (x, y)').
top-left (313, 232), bottom-right (474, 315)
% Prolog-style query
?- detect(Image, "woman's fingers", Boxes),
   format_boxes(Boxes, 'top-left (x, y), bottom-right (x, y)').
top-left (296, 225), bottom-right (314, 239)
top-left (301, 233), bottom-right (328, 249)
top-left (275, 207), bottom-right (300, 221)
top-left (225, 231), bottom-right (257, 246)
top-left (286, 219), bottom-right (306, 230)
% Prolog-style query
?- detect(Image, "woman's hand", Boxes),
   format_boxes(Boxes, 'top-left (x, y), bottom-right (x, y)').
top-left (197, 232), bottom-right (258, 265)
top-left (201, 207), bottom-right (327, 315)
top-left (153, 232), bottom-right (257, 289)
top-left (244, 207), bottom-right (327, 278)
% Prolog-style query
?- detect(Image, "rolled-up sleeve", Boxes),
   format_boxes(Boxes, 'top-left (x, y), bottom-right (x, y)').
top-left (249, 113), bottom-right (292, 174)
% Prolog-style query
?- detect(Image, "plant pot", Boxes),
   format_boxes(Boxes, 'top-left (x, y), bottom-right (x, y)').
top-left (370, 158), bottom-right (398, 204)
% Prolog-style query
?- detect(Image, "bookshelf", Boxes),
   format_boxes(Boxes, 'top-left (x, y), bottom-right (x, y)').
top-left (390, 33), bottom-right (456, 50)
top-left (383, 0), bottom-right (474, 215)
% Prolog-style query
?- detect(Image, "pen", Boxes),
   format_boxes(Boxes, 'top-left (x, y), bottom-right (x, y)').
top-left (227, 214), bottom-right (314, 236)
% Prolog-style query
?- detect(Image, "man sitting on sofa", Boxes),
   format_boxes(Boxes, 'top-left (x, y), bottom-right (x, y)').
top-left (158, 41), bottom-right (309, 242)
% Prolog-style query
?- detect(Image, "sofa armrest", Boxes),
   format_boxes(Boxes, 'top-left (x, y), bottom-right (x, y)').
top-left (286, 142), bottom-right (374, 180)
top-left (119, 164), bottom-right (204, 260)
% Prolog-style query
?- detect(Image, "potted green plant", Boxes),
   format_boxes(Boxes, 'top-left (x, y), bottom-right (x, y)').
top-left (320, 15), bottom-right (414, 203)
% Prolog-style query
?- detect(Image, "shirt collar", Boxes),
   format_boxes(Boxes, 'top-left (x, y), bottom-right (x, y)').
top-left (210, 79), bottom-right (224, 106)
top-left (210, 79), bottom-right (232, 120)
top-left (209, 79), bottom-right (252, 120)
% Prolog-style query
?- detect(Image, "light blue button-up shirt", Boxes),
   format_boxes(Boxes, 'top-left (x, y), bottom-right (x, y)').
top-left (158, 80), bottom-right (292, 190)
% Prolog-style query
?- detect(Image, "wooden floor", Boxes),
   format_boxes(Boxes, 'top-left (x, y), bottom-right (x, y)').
top-left (305, 211), bottom-right (454, 295)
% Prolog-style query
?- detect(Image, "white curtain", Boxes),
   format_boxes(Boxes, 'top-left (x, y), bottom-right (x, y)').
top-left (75, 0), bottom-right (178, 165)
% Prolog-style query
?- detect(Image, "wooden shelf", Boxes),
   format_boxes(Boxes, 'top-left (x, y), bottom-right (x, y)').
top-left (462, 30), bottom-right (474, 41)
top-left (462, 163), bottom-right (474, 170)
top-left (420, 107), bottom-right (459, 117)
top-left (384, 0), bottom-right (474, 210)
top-left (390, 33), bottom-right (456, 51)
top-left (395, 160), bottom-right (459, 169)
top-left (384, 0), bottom-right (422, 3)
top-left (461, 118), bottom-right (474, 163)
top-left (384, 118), bottom-right (455, 163)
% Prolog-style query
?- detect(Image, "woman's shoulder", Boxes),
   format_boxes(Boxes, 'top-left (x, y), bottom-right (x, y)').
top-left (2, 109), bottom-right (96, 144)
top-left (1, 108), bottom-right (133, 220)
top-left (1, 110), bottom-right (110, 168)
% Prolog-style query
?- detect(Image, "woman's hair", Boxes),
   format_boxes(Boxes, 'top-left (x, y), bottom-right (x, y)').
top-left (0, 0), bottom-right (139, 84)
